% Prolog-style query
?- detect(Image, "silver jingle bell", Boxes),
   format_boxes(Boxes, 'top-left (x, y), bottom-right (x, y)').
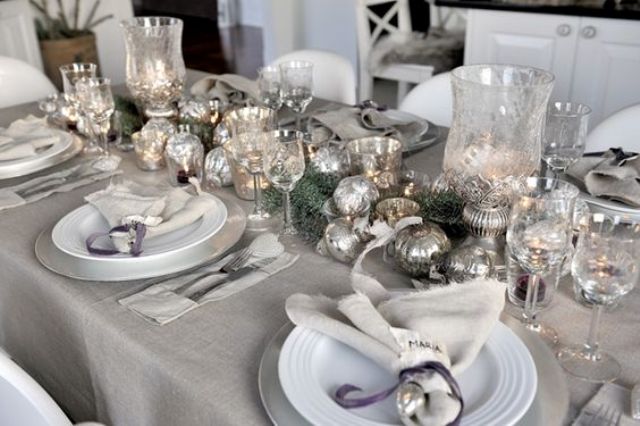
top-left (323, 218), bottom-right (366, 263)
top-left (395, 222), bottom-right (451, 278)
top-left (397, 382), bottom-right (427, 426)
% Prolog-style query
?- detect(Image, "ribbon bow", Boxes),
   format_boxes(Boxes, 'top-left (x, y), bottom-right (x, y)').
top-left (86, 222), bottom-right (147, 257)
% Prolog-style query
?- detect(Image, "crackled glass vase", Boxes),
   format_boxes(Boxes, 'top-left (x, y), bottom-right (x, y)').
top-left (443, 65), bottom-right (555, 236)
top-left (121, 17), bottom-right (186, 119)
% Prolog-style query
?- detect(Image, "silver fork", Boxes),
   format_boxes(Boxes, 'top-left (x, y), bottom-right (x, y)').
top-left (587, 405), bottom-right (621, 426)
top-left (18, 164), bottom-right (102, 197)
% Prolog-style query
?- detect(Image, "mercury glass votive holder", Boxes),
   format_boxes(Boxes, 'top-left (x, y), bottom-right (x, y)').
top-left (346, 136), bottom-right (403, 187)
top-left (132, 127), bottom-right (172, 171)
top-left (222, 141), bottom-right (270, 200)
top-left (375, 197), bottom-right (420, 227)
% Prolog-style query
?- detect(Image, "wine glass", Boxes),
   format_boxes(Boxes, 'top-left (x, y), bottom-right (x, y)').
top-left (262, 130), bottom-right (306, 235)
top-left (75, 77), bottom-right (119, 171)
top-left (542, 102), bottom-right (591, 178)
top-left (280, 60), bottom-right (313, 132)
top-left (60, 63), bottom-right (100, 153)
top-left (223, 107), bottom-right (277, 227)
top-left (557, 214), bottom-right (640, 382)
top-left (258, 66), bottom-right (283, 113)
top-left (506, 177), bottom-right (579, 345)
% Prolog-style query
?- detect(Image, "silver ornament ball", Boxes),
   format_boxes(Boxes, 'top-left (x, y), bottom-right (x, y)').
top-left (323, 218), bottom-right (365, 263)
top-left (395, 223), bottom-right (451, 278)
top-left (204, 147), bottom-right (233, 187)
top-left (333, 176), bottom-right (380, 217)
top-left (310, 145), bottom-right (350, 177)
top-left (443, 245), bottom-right (494, 283)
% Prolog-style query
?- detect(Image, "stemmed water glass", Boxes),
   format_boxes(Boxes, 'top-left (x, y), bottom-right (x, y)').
top-left (223, 107), bottom-right (277, 228)
top-left (506, 177), bottom-right (579, 345)
top-left (542, 102), bottom-right (591, 178)
top-left (280, 60), bottom-right (313, 132)
top-left (75, 77), bottom-right (119, 171)
top-left (262, 130), bottom-right (306, 235)
top-left (258, 66), bottom-right (283, 113)
top-left (60, 63), bottom-right (100, 153)
top-left (557, 214), bottom-right (640, 382)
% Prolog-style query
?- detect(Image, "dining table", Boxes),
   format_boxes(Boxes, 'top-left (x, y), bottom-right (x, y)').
top-left (0, 69), bottom-right (638, 426)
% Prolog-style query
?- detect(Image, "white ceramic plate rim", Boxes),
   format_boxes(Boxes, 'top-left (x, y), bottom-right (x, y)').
top-left (278, 321), bottom-right (537, 426)
top-left (383, 110), bottom-right (429, 142)
top-left (51, 193), bottom-right (227, 262)
top-left (0, 129), bottom-right (72, 166)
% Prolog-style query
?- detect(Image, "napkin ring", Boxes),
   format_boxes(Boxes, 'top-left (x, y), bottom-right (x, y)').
top-left (334, 360), bottom-right (464, 426)
top-left (86, 222), bottom-right (147, 257)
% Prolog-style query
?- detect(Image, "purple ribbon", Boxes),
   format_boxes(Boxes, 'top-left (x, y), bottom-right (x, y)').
top-left (86, 222), bottom-right (146, 257)
top-left (334, 361), bottom-right (464, 426)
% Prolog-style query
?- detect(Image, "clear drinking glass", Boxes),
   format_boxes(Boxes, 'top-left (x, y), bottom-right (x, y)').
top-left (262, 130), bottom-right (306, 235)
top-left (506, 177), bottom-right (579, 345)
top-left (280, 60), bottom-right (313, 132)
top-left (258, 66), bottom-right (283, 112)
top-left (222, 107), bottom-right (277, 226)
top-left (543, 102), bottom-right (591, 177)
top-left (60, 63), bottom-right (99, 151)
top-left (75, 77), bottom-right (119, 170)
top-left (557, 214), bottom-right (640, 382)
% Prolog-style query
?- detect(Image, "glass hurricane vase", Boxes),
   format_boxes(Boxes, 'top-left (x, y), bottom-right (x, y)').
top-left (121, 17), bottom-right (186, 119)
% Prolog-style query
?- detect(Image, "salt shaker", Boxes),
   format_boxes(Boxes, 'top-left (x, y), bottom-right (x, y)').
top-left (165, 125), bottom-right (204, 186)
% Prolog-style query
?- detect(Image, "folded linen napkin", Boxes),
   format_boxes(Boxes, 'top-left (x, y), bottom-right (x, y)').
top-left (286, 217), bottom-right (505, 425)
top-left (0, 116), bottom-right (62, 161)
top-left (311, 106), bottom-right (426, 143)
top-left (567, 148), bottom-right (640, 207)
top-left (119, 251), bottom-right (299, 325)
top-left (190, 73), bottom-right (259, 106)
top-left (0, 162), bottom-right (121, 211)
top-left (84, 180), bottom-right (220, 256)
top-left (573, 383), bottom-right (640, 426)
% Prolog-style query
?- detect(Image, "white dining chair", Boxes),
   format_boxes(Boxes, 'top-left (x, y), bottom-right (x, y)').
top-left (355, 0), bottom-right (434, 103)
top-left (0, 350), bottom-right (103, 426)
top-left (0, 0), bottom-right (43, 71)
top-left (399, 71), bottom-right (452, 127)
top-left (270, 49), bottom-right (357, 105)
top-left (585, 103), bottom-right (640, 153)
top-left (0, 56), bottom-right (56, 109)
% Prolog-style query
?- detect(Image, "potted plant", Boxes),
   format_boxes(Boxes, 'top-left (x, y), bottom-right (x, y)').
top-left (30, 0), bottom-right (112, 89)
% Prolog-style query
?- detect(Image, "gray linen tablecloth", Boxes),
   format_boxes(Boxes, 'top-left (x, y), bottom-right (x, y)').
top-left (0, 87), bottom-right (638, 425)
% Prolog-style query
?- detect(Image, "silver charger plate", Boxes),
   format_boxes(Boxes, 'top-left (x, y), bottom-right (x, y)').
top-left (35, 191), bottom-right (247, 282)
top-left (0, 132), bottom-right (83, 180)
top-left (259, 314), bottom-right (569, 426)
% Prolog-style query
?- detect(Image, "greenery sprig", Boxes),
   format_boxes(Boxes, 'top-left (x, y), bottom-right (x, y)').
top-left (114, 95), bottom-right (143, 137)
top-left (263, 167), bottom-right (467, 244)
top-left (31, 0), bottom-right (113, 41)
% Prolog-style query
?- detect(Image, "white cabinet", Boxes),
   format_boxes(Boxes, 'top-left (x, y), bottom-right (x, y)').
top-left (464, 10), bottom-right (640, 126)
top-left (571, 17), bottom-right (640, 124)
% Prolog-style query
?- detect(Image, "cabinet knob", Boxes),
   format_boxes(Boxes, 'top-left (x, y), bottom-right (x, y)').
top-left (582, 25), bottom-right (597, 39)
top-left (556, 24), bottom-right (572, 37)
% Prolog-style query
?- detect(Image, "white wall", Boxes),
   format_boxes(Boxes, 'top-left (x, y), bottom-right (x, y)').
top-left (31, 0), bottom-right (134, 84)
top-left (261, 0), bottom-right (358, 73)
top-left (237, 0), bottom-right (265, 27)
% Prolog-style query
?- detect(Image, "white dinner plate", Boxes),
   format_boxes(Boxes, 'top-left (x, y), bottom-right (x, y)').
top-left (51, 193), bottom-right (228, 262)
top-left (579, 192), bottom-right (640, 221)
top-left (0, 131), bottom-right (82, 179)
top-left (279, 322), bottom-right (537, 426)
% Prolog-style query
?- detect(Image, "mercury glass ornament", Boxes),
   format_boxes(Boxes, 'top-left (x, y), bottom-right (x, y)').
top-left (309, 142), bottom-right (350, 177)
top-left (204, 146), bottom-right (233, 187)
top-left (395, 223), bottom-right (451, 278)
top-left (323, 218), bottom-right (366, 263)
top-left (179, 99), bottom-right (211, 123)
top-left (441, 245), bottom-right (494, 283)
top-left (333, 176), bottom-right (380, 218)
top-left (165, 125), bottom-right (204, 186)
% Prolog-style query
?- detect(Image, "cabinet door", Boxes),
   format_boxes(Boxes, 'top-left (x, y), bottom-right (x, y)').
top-left (465, 10), bottom-right (579, 100)
top-left (571, 18), bottom-right (640, 126)
top-left (0, 0), bottom-right (42, 70)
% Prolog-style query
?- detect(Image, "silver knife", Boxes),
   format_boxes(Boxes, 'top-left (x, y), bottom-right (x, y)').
top-left (185, 257), bottom-right (278, 302)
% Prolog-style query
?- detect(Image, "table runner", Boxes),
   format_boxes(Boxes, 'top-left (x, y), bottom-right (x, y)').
top-left (0, 79), bottom-right (638, 425)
